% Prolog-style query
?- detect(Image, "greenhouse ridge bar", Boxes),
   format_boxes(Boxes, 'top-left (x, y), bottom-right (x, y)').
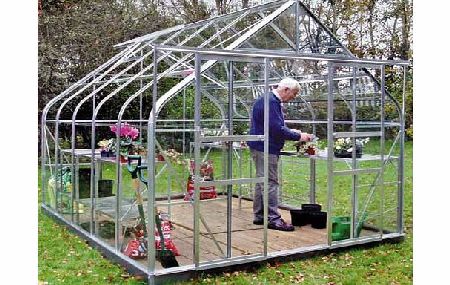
top-left (41, 0), bottom-right (410, 283)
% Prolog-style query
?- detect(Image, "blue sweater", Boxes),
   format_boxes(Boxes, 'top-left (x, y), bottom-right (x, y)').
top-left (247, 92), bottom-right (301, 155)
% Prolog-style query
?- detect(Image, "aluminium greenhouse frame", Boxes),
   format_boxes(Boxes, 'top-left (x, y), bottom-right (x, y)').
top-left (40, 1), bottom-right (410, 283)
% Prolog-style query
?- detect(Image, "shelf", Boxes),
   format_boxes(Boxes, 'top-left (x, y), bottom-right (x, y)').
top-left (279, 150), bottom-right (398, 162)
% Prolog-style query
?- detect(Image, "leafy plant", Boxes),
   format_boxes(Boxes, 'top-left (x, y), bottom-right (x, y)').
top-left (334, 137), bottom-right (370, 154)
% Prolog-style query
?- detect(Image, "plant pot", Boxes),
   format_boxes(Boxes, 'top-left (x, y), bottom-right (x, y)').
top-left (310, 211), bottom-right (327, 229)
top-left (334, 151), bottom-right (362, 158)
top-left (80, 221), bottom-right (115, 239)
top-left (305, 147), bottom-right (316, 155)
top-left (120, 155), bottom-right (128, 163)
top-left (290, 209), bottom-right (311, 226)
top-left (334, 143), bottom-right (362, 158)
top-left (100, 150), bottom-right (108, 157)
top-left (78, 168), bottom-right (91, 199)
top-left (301, 203), bottom-right (322, 212)
top-left (331, 216), bottom-right (351, 241)
top-left (98, 179), bottom-right (113, 197)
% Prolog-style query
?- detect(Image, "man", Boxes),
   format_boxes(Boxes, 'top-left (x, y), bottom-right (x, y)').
top-left (247, 77), bottom-right (312, 231)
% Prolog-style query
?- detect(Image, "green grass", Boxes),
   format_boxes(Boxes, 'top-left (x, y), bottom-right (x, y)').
top-left (39, 140), bottom-right (412, 284)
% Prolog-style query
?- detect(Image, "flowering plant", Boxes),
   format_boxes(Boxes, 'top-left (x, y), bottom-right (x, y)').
top-left (98, 139), bottom-right (110, 151)
top-left (159, 149), bottom-right (185, 165)
top-left (109, 123), bottom-right (140, 156)
top-left (110, 123), bottom-right (139, 141)
top-left (294, 141), bottom-right (317, 155)
top-left (334, 137), bottom-right (369, 157)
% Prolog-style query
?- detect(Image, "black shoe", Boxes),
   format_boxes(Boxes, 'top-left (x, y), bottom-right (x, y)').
top-left (253, 219), bottom-right (264, 225)
top-left (268, 219), bottom-right (294, 231)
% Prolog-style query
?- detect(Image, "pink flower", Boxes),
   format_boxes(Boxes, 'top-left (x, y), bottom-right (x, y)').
top-left (110, 124), bottom-right (117, 134)
top-left (110, 123), bottom-right (139, 140)
top-left (129, 128), bottom-right (139, 140)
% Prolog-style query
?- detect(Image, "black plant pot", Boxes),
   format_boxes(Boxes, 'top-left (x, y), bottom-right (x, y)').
top-left (81, 221), bottom-right (115, 239)
top-left (301, 203), bottom-right (322, 212)
top-left (290, 209), bottom-right (311, 226)
top-left (310, 211), bottom-right (327, 229)
top-left (98, 179), bottom-right (113, 197)
top-left (334, 143), bottom-right (363, 158)
top-left (334, 150), bottom-right (362, 158)
top-left (100, 150), bottom-right (108, 157)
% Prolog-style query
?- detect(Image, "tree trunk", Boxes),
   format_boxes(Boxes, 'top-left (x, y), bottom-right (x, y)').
top-left (400, 0), bottom-right (411, 59)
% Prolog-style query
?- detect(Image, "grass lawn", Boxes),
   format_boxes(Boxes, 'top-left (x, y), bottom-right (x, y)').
top-left (38, 140), bottom-right (412, 284)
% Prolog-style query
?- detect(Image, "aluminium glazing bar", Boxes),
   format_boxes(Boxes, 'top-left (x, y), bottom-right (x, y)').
top-left (351, 66), bottom-right (358, 239)
top-left (200, 135), bottom-right (265, 142)
top-left (398, 67), bottom-right (406, 234)
top-left (154, 45), bottom-right (410, 66)
top-left (194, 53), bottom-right (202, 267)
top-left (116, 0), bottom-right (291, 48)
top-left (199, 177), bottom-right (265, 187)
top-left (380, 65), bottom-right (386, 238)
top-left (113, 24), bottom-right (212, 129)
top-left (334, 168), bottom-right (382, 176)
top-left (147, 47), bottom-right (159, 276)
top-left (117, 10), bottom-right (246, 127)
top-left (227, 61), bottom-right (234, 258)
top-left (297, 2), bottom-right (354, 58)
top-left (333, 131), bottom-right (382, 138)
top-left (326, 62), bottom-right (334, 246)
top-left (162, 52), bottom-right (246, 119)
top-left (309, 158), bottom-right (316, 203)
top-left (47, 43), bottom-right (140, 215)
top-left (152, 0), bottom-right (296, 119)
top-left (115, 24), bottom-right (185, 48)
top-left (263, 58), bottom-right (270, 256)
top-left (257, 12), bottom-right (296, 50)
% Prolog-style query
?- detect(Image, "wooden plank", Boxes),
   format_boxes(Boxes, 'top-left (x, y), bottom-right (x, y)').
top-left (81, 196), bottom-right (331, 267)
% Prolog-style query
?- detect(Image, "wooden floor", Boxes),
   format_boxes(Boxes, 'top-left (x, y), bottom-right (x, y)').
top-left (61, 196), bottom-right (382, 271)
top-left (75, 196), bottom-right (327, 269)
top-left (148, 197), bottom-right (328, 268)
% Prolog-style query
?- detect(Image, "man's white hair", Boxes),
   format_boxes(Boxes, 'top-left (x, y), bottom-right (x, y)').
top-left (278, 77), bottom-right (300, 91)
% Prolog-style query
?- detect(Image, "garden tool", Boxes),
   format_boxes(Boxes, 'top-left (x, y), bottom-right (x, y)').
top-left (127, 156), bottom-right (148, 237)
top-left (127, 155), bottom-right (179, 268)
top-left (155, 209), bottom-right (179, 268)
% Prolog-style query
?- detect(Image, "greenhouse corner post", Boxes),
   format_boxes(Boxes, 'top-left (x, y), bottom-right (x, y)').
top-left (326, 61), bottom-right (334, 246)
top-left (194, 52), bottom-right (202, 267)
top-left (380, 65), bottom-right (386, 237)
top-left (351, 65), bottom-right (357, 239)
top-left (147, 46), bottom-right (158, 283)
top-left (398, 66), bottom-right (407, 234)
top-left (227, 60), bottom-right (234, 258)
top-left (263, 57), bottom-right (270, 256)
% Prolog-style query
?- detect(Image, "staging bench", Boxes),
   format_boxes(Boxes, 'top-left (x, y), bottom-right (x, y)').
top-left (60, 149), bottom-right (168, 228)
top-left (279, 150), bottom-right (398, 208)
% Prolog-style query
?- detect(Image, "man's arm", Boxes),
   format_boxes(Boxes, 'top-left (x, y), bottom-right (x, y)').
top-left (268, 102), bottom-right (301, 141)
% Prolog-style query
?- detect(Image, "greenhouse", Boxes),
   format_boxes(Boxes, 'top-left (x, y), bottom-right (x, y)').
top-left (40, 0), bottom-right (410, 283)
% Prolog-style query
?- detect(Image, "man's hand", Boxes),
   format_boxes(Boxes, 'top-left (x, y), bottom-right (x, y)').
top-left (299, 132), bottom-right (313, 142)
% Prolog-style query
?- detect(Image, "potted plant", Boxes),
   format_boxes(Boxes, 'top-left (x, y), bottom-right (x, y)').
top-left (294, 141), bottom-right (317, 156)
top-left (109, 123), bottom-right (139, 162)
top-left (98, 139), bottom-right (114, 157)
top-left (333, 137), bottom-right (369, 158)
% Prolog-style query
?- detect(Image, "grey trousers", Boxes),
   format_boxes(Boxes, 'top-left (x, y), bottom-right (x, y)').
top-left (250, 149), bottom-right (281, 223)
